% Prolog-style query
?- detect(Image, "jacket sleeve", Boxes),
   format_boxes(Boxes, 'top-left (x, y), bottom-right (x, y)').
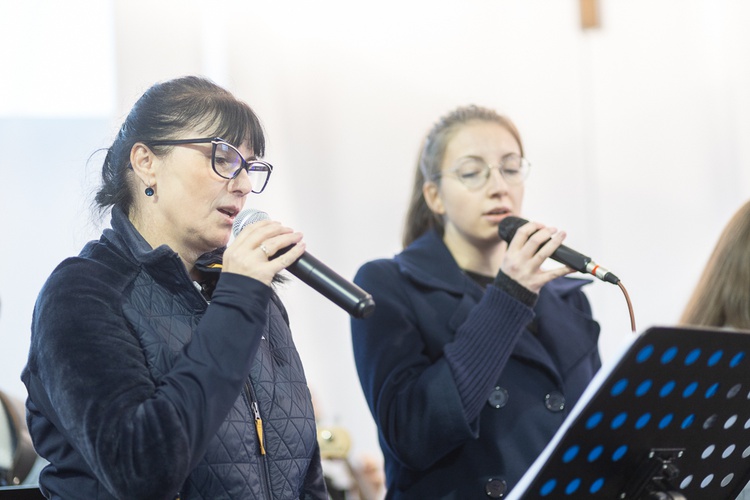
top-left (350, 260), bottom-right (535, 471)
top-left (24, 259), bottom-right (269, 500)
top-left (300, 441), bottom-right (328, 499)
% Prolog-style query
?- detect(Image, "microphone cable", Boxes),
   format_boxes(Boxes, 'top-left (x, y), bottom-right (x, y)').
top-left (615, 279), bottom-right (636, 333)
top-left (497, 216), bottom-right (637, 332)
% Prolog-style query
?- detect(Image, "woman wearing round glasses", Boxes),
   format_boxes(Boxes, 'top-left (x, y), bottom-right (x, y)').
top-left (350, 105), bottom-right (601, 498)
top-left (22, 76), bottom-right (327, 499)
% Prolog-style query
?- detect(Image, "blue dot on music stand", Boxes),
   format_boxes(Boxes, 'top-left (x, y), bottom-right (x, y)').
top-left (659, 414), bottom-right (674, 429)
top-left (612, 445), bottom-right (628, 461)
top-left (635, 413), bottom-right (651, 429)
top-left (730, 352), bottom-right (745, 367)
top-left (705, 383), bottom-right (719, 398)
top-left (636, 345), bottom-right (654, 363)
top-left (586, 412), bottom-right (604, 430)
top-left (611, 379), bottom-right (628, 397)
top-left (540, 479), bottom-right (556, 496)
top-left (565, 478), bottom-right (581, 495)
top-left (681, 414), bottom-right (695, 429)
top-left (635, 380), bottom-right (652, 396)
top-left (683, 382), bottom-right (698, 398)
top-left (685, 348), bottom-right (701, 366)
top-left (590, 478), bottom-right (605, 494)
top-left (659, 381), bottom-right (676, 397)
top-left (708, 350), bottom-right (723, 366)
top-left (661, 346), bottom-right (678, 364)
top-left (611, 412), bottom-right (628, 429)
top-left (563, 445), bottom-right (580, 463)
top-left (588, 446), bottom-right (604, 462)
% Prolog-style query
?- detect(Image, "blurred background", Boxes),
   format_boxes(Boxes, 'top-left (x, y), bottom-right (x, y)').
top-left (1, 0), bottom-right (749, 477)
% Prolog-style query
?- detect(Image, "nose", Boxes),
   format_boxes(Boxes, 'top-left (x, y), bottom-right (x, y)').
top-left (228, 167), bottom-right (253, 196)
top-left (486, 165), bottom-right (509, 194)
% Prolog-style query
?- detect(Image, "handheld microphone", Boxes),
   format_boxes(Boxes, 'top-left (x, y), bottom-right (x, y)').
top-left (498, 216), bottom-right (620, 285)
top-left (232, 209), bottom-right (376, 318)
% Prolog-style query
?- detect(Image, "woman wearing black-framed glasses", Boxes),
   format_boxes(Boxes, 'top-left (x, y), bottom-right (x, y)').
top-left (22, 76), bottom-right (327, 499)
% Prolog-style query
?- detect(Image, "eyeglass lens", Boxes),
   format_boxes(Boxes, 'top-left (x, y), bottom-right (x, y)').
top-left (453, 154), bottom-right (528, 189)
top-left (213, 142), bottom-right (270, 193)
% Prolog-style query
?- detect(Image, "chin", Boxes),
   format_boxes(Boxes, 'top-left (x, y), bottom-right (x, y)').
top-left (206, 232), bottom-right (231, 251)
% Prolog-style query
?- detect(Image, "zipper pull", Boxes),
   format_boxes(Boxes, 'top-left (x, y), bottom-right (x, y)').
top-left (251, 401), bottom-right (266, 455)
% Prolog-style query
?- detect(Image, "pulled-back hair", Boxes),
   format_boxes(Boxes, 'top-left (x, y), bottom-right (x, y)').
top-left (680, 199), bottom-right (750, 329)
top-left (95, 75), bottom-right (265, 214)
top-left (402, 105), bottom-right (524, 247)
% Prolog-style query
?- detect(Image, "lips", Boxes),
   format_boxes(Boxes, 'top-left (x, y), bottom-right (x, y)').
top-left (484, 207), bottom-right (511, 217)
top-left (218, 207), bottom-right (240, 219)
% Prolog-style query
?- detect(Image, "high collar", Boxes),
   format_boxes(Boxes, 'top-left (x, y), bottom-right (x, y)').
top-left (395, 229), bottom-right (470, 295)
top-left (103, 206), bottom-right (178, 267)
top-left (101, 207), bottom-right (226, 297)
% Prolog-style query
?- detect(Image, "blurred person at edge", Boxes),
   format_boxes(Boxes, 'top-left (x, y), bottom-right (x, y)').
top-left (350, 105), bottom-right (601, 498)
top-left (21, 76), bottom-right (327, 499)
top-left (680, 199), bottom-right (750, 331)
top-left (680, 199), bottom-right (750, 500)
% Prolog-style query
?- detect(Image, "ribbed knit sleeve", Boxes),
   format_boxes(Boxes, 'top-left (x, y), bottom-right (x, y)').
top-left (443, 285), bottom-right (535, 422)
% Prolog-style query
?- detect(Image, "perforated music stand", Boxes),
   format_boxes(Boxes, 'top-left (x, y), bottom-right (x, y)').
top-left (507, 326), bottom-right (750, 500)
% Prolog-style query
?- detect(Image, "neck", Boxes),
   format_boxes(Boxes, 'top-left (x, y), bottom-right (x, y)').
top-left (442, 231), bottom-right (504, 277)
top-left (129, 209), bottom-right (199, 277)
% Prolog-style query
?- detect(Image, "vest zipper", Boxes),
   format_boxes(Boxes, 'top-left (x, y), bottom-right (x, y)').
top-left (244, 382), bottom-right (273, 499)
top-left (251, 400), bottom-right (266, 455)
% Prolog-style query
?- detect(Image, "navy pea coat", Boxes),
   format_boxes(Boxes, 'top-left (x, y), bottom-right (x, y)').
top-left (351, 230), bottom-right (601, 498)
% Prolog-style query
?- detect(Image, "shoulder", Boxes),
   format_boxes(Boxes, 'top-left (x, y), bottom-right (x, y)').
top-left (355, 258), bottom-right (399, 279)
top-left (34, 240), bottom-right (138, 333)
top-left (353, 258), bottom-right (406, 297)
top-left (544, 276), bottom-right (593, 297)
top-left (29, 242), bottom-right (141, 374)
top-left (45, 240), bottom-right (137, 298)
top-left (539, 276), bottom-right (595, 317)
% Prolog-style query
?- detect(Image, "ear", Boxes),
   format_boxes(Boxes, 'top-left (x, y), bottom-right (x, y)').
top-left (422, 181), bottom-right (445, 215)
top-left (130, 142), bottom-right (157, 188)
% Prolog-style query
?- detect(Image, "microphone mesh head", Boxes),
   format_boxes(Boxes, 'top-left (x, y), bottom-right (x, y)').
top-left (497, 216), bottom-right (529, 243)
top-left (233, 209), bottom-right (270, 237)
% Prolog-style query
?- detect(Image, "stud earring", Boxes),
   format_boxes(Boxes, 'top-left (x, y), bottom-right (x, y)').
top-left (145, 186), bottom-right (154, 197)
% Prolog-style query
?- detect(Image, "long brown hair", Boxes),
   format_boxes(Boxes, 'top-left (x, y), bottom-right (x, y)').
top-left (402, 105), bottom-right (523, 248)
top-left (680, 200), bottom-right (750, 329)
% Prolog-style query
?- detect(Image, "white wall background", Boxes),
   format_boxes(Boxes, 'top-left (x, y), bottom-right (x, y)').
top-left (2, 0), bottom-right (750, 468)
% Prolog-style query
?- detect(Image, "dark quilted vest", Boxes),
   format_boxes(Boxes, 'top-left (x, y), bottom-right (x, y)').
top-left (123, 250), bottom-right (319, 498)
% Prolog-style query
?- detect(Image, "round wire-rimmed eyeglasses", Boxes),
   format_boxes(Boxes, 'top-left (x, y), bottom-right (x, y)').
top-left (146, 137), bottom-right (273, 194)
top-left (432, 153), bottom-right (531, 190)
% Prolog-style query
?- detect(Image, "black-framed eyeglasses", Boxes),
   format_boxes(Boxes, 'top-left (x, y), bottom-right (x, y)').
top-left (433, 153), bottom-right (531, 190)
top-left (146, 137), bottom-right (273, 194)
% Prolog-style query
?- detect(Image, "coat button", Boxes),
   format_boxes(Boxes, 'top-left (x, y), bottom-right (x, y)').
top-left (488, 387), bottom-right (509, 409)
top-left (485, 478), bottom-right (507, 497)
top-left (544, 391), bottom-right (565, 412)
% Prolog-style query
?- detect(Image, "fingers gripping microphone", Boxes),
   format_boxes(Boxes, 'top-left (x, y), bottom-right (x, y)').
top-left (498, 216), bottom-right (620, 285)
top-left (232, 209), bottom-right (376, 318)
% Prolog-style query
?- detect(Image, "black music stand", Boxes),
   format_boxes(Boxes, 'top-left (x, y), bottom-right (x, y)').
top-left (507, 326), bottom-right (750, 500)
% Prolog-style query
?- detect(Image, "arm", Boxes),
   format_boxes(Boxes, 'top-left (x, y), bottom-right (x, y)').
top-left (26, 262), bottom-right (268, 500)
top-left (300, 441), bottom-right (328, 499)
top-left (350, 260), bottom-right (534, 471)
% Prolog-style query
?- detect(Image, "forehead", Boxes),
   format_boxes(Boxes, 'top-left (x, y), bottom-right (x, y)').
top-left (445, 121), bottom-right (520, 157)
top-left (174, 127), bottom-right (255, 158)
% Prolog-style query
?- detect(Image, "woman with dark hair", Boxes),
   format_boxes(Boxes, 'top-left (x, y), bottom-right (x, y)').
top-left (22, 76), bottom-right (326, 499)
top-left (350, 105), bottom-right (601, 498)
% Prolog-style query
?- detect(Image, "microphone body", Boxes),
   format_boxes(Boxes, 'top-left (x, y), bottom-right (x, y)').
top-left (498, 216), bottom-right (620, 285)
top-left (232, 209), bottom-right (376, 318)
